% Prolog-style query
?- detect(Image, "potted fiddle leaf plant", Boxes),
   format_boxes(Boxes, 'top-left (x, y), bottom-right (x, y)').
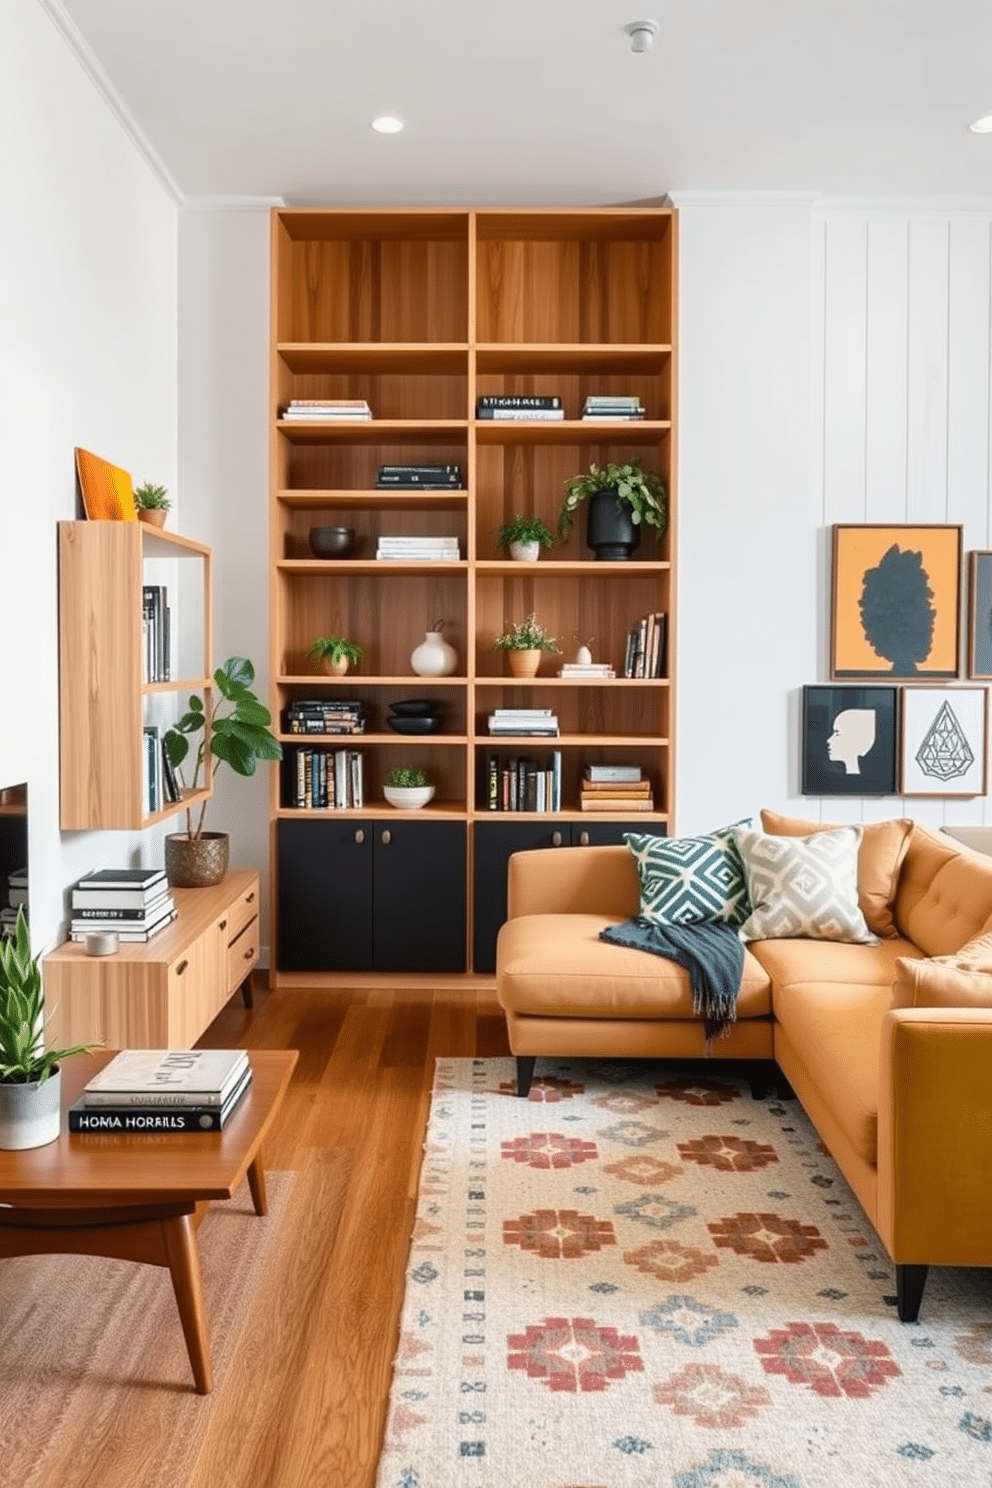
top-left (492, 613), bottom-right (560, 678)
top-left (0, 908), bottom-right (96, 1149)
top-left (163, 656), bottom-right (283, 888)
top-left (558, 458), bottom-right (667, 560)
top-left (496, 514), bottom-right (555, 562)
top-left (307, 635), bottom-right (363, 676)
top-left (133, 481), bottom-right (171, 528)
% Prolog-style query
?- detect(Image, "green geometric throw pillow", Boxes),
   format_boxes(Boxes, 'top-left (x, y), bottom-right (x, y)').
top-left (732, 824), bottom-right (878, 944)
top-left (624, 819), bottom-right (754, 928)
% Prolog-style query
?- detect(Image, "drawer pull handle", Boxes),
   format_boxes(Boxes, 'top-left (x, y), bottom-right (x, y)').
top-left (551, 831), bottom-right (563, 847)
top-left (578, 831), bottom-right (590, 847)
top-left (355, 829), bottom-right (365, 845)
top-left (244, 946), bottom-right (255, 962)
top-left (246, 891), bottom-right (255, 904)
top-left (219, 918), bottom-right (228, 931)
top-left (381, 829), bottom-right (391, 845)
top-left (176, 959), bottom-right (188, 975)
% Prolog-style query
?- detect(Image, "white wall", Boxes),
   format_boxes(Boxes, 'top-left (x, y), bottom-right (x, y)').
top-left (0, 0), bottom-right (178, 951)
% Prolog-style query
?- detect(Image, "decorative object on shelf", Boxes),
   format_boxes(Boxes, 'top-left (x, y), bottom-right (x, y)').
top-left (309, 526), bottom-right (355, 559)
top-left (968, 550), bottom-right (992, 679)
top-left (558, 458), bottom-right (667, 560)
top-left (801, 685), bottom-right (899, 796)
top-left (383, 766), bottom-right (435, 810)
top-left (496, 514), bottom-right (554, 563)
top-left (74, 447), bottom-right (136, 522)
top-left (492, 614), bottom-right (560, 678)
top-left (0, 907), bottom-right (96, 1149)
top-left (307, 635), bottom-right (362, 676)
top-left (411, 621), bottom-right (458, 678)
top-left (387, 699), bottom-right (443, 735)
top-left (163, 656), bottom-right (282, 888)
top-left (899, 686), bottom-right (988, 797)
top-left (830, 524), bottom-right (962, 680)
top-left (133, 481), bottom-right (171, 528)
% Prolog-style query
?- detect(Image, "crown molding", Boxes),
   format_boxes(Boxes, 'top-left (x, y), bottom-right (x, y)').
top-left (181, 196), bottom-right (287, 212)
top-left (38, 0), bottom-right (182, 204)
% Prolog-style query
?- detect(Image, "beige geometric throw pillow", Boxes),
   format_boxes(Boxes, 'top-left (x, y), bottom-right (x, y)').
top-left (733, 824), bottom-right (878, 945)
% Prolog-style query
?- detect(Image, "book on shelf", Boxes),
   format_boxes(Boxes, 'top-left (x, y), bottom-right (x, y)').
top-left (291, 746), bottom-right (364, 809)
top-left (581, 778), bottom-right (651, 795)
top-left (557, 663), bottom-right (616, 678)
top-left (83, 1048), bottom-right (249, 1103)
top-left (70, 908), bottom-right (177, 943)
top-left (579, 794), bottom-right (655, 812)
top-left (486, 751), bottom-right (562, 812)
top-left (141, 584), bottom-right (171, 684)
top-left (379, 463), bottom-right (462, 475)
top-left (623, 612), bottom-right (666, 679)
top-left (477, 394), bottom-right (561, 410)
top-left (74, 867), bottom-right (166, 893)
top-left (281, 399), bottom-right (372, 420)
top-left (68, 1066), bottom-right (251, 1132)
top-left (479, 408), bottom-right (565, 421)
top-left (585, 764), bottom-right (643, 783)
top-left (581, 395), bottom-right (645, 422)
top-left (72, 894), bottom-right (172, 921)
top-left (375, 479), bottom-right (462, 489)
top-left (284, 701), bottom-right (366, 735)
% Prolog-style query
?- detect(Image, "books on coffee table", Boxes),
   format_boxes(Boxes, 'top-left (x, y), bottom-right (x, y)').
top-left (71, 1049), bottom-right (252, 1133)
top-left (68, 1064), bottom-right (252, 1132)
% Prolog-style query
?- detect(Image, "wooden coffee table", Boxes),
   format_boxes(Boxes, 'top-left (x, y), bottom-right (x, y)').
top-left (0, 1048), bottom-right (297, 1394)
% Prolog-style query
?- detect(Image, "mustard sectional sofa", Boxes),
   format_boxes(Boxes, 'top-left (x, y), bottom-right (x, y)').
top-left (495, 813), bottom-right (992, 1322)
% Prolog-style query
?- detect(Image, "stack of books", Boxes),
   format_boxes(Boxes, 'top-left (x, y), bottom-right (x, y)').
top-left (580, 764), bottom-right (654, 812)
top-left (581, 395), bottom-right (645, 422)
top-left (476, 394), bottom-right (564, 421)
top-left (375, 464), bottom-right (462, 489)
top-left (69, 1048), bottom-right (252, 1133)
top-left (487, 708), bottom-right (560, 737)
top-left (375, 536), bottom-right (460, 562)
top-left (283, 699), bottom-right (366, 735)
top-left (291, 746), bottom-right (364, 809)
top-left (70, 868), bottom-right (176, 943)
top-left (623, 612), bottom-right (667, 678)
top-left (486, 751), bottom-right (562, 812)
top-left (281, 398), bottom-right (372, 421)
top-left (558, 660), bottom-right (616, 679)
top-left (2, 866), bottom-right (27, 937)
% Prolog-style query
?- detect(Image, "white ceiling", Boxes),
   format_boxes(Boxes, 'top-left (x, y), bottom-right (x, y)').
top-left (53, 0), bottom-right (992, 206)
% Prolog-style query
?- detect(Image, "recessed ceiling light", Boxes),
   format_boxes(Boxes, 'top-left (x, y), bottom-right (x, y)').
top-left (968, 114), bottom-right (992, 134)
top-left (371, 116), bottom-right (404, 134)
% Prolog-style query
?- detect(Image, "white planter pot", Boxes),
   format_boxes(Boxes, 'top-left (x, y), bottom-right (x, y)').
top-left (410, 631), bottom-right (458, 677)
top-left (383, 785), bottom-right (435, 810)
top-left (0, 1068), bottom-right (61, 1150)
top-left (508, 540), bottom-right (540, 562)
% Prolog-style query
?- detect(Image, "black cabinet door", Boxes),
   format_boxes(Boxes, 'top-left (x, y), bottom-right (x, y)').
top-left (277, 818), bottom-right (374, 972)
top-left (473, 821), bottom-right (572, 973)
top-left (372, 819), bottom-right (466, 972)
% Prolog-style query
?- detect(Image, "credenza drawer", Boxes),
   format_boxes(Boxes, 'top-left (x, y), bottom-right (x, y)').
top-left (227, 918), bottom-right (259, 994)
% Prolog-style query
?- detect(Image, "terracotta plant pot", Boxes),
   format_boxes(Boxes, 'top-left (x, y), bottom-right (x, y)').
top-left (137, 508), bottom-right (168, 528)
top-left (165, 832), bottom-right (229, 888)
top-left (506, 648), bottom-right (542, 678)
top-left (320, 657), bottom-right (350, 676)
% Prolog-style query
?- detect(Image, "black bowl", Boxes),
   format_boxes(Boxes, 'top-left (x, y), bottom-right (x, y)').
top-left (309, 526), bottom-right (355, 559)
top-left (388, 699), bottom-right (441, 718)
top-left (386, 715), bottom-right (442, 735)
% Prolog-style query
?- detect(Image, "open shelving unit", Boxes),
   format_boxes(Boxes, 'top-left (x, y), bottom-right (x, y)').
top-left (269, 206), bottom-right (677, 978)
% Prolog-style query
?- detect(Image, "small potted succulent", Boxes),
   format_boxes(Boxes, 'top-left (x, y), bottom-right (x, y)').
top-left (133, 481), bottom-right (171, 529)
top-left (0, 908), bottom-right (96, 1149)
top-left (558, 458), bottom-right (666, 560)
top-left (496, 514), bottom-right (555, 563)
top-left (308, 636), bottom-right (363, 676)
top-left (383, 766), bottom-right (435, 810)
top-left (492, 613), bottom-right (560, 678)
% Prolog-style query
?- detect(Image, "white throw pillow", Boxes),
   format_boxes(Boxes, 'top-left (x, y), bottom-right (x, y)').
top-left (732, 825), bottom-right (878, 944)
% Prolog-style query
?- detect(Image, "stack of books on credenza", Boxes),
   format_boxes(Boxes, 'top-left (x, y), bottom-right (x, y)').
top-left (69, 867), bottom-right (176, 943)
top-left (68, 1048), bottom-right (252, 1132)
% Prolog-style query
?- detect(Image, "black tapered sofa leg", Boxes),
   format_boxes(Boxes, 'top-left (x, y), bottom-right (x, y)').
top-left (896, 1264), bottom-right (928, 1322)
top-left (515, 1056), bottom-right (537, 1097)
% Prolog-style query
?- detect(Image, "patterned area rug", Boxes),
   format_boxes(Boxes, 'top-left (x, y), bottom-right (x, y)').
top-left (375, 1058), bottom-right (992, 1488)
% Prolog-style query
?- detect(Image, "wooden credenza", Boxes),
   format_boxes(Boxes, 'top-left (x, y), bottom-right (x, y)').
top-left (43, 871), bottom-right (260, 1049)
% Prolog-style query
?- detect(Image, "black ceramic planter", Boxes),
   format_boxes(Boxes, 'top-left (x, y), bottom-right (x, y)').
top-left (585, 490), bottom-right (641, 560)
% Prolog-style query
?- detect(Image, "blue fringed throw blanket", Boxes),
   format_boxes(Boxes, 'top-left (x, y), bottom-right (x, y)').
top-left (599, 917), bottom-right (745, 1043)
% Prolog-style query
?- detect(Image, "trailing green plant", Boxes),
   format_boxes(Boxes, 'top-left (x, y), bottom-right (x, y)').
top-left (307, 635), bottom-right (363, 667)
top-left (0, 909), bottom-right (96, 1084)
top-left (384, 766), bottom-right (431, 788)
top-left (496, 514), bottom-right (554, 550)
top-left (133, 481), bottom-right (171, 511)
top-left (558, 458), bottom-right (667, 541)
top-left (492, 613), bottom-right (560, 653)
top-left (164, 656), bottom-right (283, 841)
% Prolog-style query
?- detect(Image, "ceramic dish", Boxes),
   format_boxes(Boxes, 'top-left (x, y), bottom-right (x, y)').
top-left (388, 699), bottom-right (441, 717)
top-left (386, 716), bottom-right (442, 734)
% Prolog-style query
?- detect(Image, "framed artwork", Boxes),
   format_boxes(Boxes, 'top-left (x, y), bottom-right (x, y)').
top-left (801, 685), bottom-right (898, 795)
top-left (830, 524), bottom-right (961, 680)
top-left (74, 447), bottom-right (136, 522)
top-left (968, 551), bottom-right (992, 679)
top-left (900, 686), bottom-right (988, 796)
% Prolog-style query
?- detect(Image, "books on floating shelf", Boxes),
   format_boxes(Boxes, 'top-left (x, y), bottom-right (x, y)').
top-left (281, 399), bottom-right (372, 421)
top-left (488, 708), bottom-right (560, 737)
top-left (581, 395), bottom-right (646, 422)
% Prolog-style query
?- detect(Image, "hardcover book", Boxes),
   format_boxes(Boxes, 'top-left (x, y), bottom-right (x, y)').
top-left (82, 1048), bottom-right (249, 1105)
top-left (70, 1067), bottom-right (252, 1128)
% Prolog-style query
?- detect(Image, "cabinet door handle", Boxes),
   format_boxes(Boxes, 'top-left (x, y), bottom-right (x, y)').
top-left (243, 946), bottom-right (255, 962)
top-left (176, 959), bottom-right (188, 975)
top-left (219, 918), bottom-right (228, 931)
top-left (577, 831), bottom-right (590, 847)
top-left (381, 829), bottom-right (391, 845)
top-left (355, 829), bottom-right (365, 845)
top-left (246, 891), bottom-right (255, 904)
top-left (551, 831), bottom-right (563, 847)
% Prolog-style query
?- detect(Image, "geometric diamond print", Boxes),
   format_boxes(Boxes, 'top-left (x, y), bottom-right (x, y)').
top-left (625, 823), bottom-right (752, 928)
top-left (732, 826), bottom-right (877, 945)
top-left (915, 701), bottom-right (975, 781)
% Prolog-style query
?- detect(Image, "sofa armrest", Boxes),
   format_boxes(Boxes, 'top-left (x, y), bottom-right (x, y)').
top-left (876, 1007), bottom-right (992, 1265)
top-left (506, 845), bottom-right (641, 920)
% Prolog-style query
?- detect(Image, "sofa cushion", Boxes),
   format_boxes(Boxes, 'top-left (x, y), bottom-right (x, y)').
top-left (891, 957), bottom-right (992, 1009)
top-left (496, 913), bottom-right (772, 1019)
top-left (760, 809), bottom-right (912, 939)
top-left (894, 824), bottom-right (992, 954)
top-left (751, 934), bottom-right (918, 1003)
top-left (733, 825), bottom-right (878, 944)
top-left (624, 820), bottom-right (752, 928)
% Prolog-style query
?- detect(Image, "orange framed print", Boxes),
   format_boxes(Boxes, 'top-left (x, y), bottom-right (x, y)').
top-left (74, 447), bottom-right (136, 522)
top-left (830, 524), bottom-right (961, 680)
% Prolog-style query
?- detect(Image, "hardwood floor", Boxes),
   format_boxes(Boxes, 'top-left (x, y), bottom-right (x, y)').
top-left (184, 974), bottom-right (512, 1488)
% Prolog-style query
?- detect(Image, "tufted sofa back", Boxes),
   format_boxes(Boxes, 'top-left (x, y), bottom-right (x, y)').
top-left (894, 824), bottom-right (992, 956)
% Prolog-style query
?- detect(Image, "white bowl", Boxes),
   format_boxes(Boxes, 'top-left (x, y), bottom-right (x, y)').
top-left (383, 784), bottom-right (435, 810)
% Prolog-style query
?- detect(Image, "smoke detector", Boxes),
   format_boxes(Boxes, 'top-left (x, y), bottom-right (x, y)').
top-left (624, 19), bottom-right (659, 53)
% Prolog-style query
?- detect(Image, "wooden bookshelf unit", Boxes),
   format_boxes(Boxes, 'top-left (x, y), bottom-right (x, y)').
top-left (269, 206), bottom-right (677, 979)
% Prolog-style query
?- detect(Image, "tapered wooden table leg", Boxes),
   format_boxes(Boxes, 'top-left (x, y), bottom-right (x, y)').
top-left (161, 1212), bottom-right (213, 1395)
top-left (246, 1153), bottom-right (268, 1216)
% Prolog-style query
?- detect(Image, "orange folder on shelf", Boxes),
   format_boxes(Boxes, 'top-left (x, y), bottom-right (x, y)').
top-left (75, 447), bottom-right (136, 521)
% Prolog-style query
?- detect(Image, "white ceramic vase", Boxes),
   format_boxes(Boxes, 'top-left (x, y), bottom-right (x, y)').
top-left (411, 630), bottom-right (457, 677)
top-left (0, 1068), bottom-right (61, 1150)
